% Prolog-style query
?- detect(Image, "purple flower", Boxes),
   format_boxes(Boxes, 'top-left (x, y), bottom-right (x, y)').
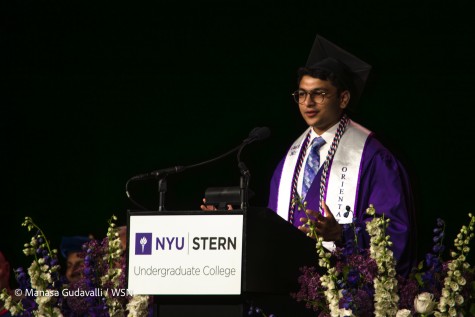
top-left (425, 253), bottom-right (439, 267)
top-left (432, 244), bottom-right (445, 254)
top-left (20, 297), bottom-right (38, 316)
top-left (339, 288), bottom-right (373, 316)
top-left (347, 269), bottom-right (360, 286)
top-left (339, 290), bottom-right (352, 309)
top-left (15, 267), bottom-right (32, 291)
top-left (292, 266), bottom-right (327, 313)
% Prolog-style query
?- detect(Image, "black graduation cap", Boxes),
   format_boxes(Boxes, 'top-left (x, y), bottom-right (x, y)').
top-left (60, 235), bottom-right (91, 258)
top-left (305, 34), bottom-right (372, 106)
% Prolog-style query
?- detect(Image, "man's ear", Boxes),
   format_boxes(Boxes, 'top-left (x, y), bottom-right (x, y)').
top-left (339, 90), bottom-right (350, 109)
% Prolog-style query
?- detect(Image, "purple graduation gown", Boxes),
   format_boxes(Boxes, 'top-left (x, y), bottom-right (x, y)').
top-left (268, 134), bottom-right (417, 276)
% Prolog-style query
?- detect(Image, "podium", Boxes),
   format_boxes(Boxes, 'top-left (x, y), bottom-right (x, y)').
top-left (126, 207), bottom-right (317, 317)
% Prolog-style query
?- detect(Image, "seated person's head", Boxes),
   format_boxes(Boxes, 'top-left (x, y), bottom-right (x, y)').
top-left (118, 226), bottom-right (127, 251)
top-left (60, 236), bottom-right (91, 283)
top-left (0, 250), bottom-right (11, 291)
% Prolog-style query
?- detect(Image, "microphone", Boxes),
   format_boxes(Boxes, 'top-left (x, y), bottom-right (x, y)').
top-left (238, 126), bottom-right (270, 167)
top-left (128, 126), bottom-right (271, 182)
top-left (129, 166), bottom-right (185, 181)
top-left (237, 127), bottom-right (270, 211)
top-left (243, 126), bottom-right (271, 144)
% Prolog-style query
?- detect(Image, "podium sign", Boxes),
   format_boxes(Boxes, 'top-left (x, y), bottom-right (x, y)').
top-left (127, 213), bottom-right (243, 295)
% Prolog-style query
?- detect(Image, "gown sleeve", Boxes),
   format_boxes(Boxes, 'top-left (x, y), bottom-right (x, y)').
top-left (351, 136), bottom-right (417, 276)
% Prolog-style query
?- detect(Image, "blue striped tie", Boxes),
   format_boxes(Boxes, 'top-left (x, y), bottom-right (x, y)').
top-left (302, 137), bottom-right (326, 199)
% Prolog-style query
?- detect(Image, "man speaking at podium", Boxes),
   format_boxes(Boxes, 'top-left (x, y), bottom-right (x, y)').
top-left (267, 34), bottom-right (416, 276)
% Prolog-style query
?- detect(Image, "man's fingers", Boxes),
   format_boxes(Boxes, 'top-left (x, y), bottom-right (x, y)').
top-left (314, 211), bottom-right (325, 222)
top-left (322, 204), bottom-right (328, 217)
top-left (321, 200), bottom-right (334, 219)
top-left (298, 225), bottom-right (312, 236)
top-left (305, 209), bottom-right (323, 223)
top-left (201, 198), bottom-right (217, 211)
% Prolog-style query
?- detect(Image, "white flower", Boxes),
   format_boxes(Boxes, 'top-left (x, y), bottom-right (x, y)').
top-left (339, 308), bottom-right (353, 316)
top-left (441, 288), bottom-right (450, 297)
top-left (366, 204), bottom-right (375, 215)
top-left (10, 305), bottom-right (19, 315)
top-left (437, 214), bottom-right (475, 315)
top-left (365, 210), bottom-right (400, 317)
top-left (450, 281), bottom-right (459, 292)
top-left (455, 294), bottom-right (464, 305)
top-left (3, 295), bottom-right (12, 308)
top-left (52, 307), bottom-right (64, 317)
top-left (127, 295), bottom-right (150, 317)
top-left (111, 239), bottom-right (121, 249)
top-left (396, 309), bottom-right (412, 317)
top-left (40, 272), bottom-right (52, 283)
top-left (23, 248), bottom-right (34, 256)
top-left (414, 292), bottom-right (437, 314)
top-left (457, 276), bottom-right (466, 286)
top-left (448, 307), bottom-right (457, 316)
top-left (36, 295), bottom-right (51, 305)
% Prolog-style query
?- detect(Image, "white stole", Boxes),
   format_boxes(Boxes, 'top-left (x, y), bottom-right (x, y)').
top-left (276, 127), bottom-right (312, 220)
top-left (276, 120), bottom-right (371, 224)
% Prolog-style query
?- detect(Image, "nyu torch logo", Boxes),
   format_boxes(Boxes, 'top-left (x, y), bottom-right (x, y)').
top-left (135, 233), bottom-right (152, 255)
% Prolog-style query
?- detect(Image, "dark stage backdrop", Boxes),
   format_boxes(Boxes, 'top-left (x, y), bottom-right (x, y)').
top-left (2, 1), bottom-right (474, 271)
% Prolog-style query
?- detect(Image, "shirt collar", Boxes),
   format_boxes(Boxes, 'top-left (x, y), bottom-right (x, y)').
top-left (309, 122), bottom-right (339, 144)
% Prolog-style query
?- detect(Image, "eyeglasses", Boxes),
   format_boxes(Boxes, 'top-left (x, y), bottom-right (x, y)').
top-left (291, 89), bottom-right (328, 104)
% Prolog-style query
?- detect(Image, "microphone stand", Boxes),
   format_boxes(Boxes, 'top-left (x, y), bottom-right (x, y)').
top-left (156, 145), bottom-right (242, 212)
top-left (158, 177), bottom-right (167, 211)
top-left (237, 142), bottom-right (251, 212)
top-left (238, 162), bottom-right (250, 212)
top-left (126, 127), bottom-right (270, 212)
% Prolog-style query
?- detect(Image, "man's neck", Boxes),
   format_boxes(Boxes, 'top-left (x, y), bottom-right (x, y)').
top-left (312, 116), bottom-right (344, 136)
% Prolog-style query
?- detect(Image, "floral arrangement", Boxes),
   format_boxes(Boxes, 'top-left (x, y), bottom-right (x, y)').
top-left (292, 204), bottom-right (475, 317)
top-left (0, 216), bottom-right (151, 317)
top-left (3, 208), bottom-right (475, 317)
top-left (0, 217), bottom-right (63, 317)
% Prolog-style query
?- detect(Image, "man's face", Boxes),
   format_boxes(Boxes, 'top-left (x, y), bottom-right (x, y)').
top-left (65, 251), bottom-right (84, 283)
top-left (0, 252), bottom-right (10, 291)
top-left (298, 75), bottom-right (349, 134)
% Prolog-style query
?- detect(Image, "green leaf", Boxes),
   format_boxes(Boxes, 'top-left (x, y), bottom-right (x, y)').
top-left (415, 272), bottom-right (423, 286)
top-left (417, 259), bottom-right (424, 270)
